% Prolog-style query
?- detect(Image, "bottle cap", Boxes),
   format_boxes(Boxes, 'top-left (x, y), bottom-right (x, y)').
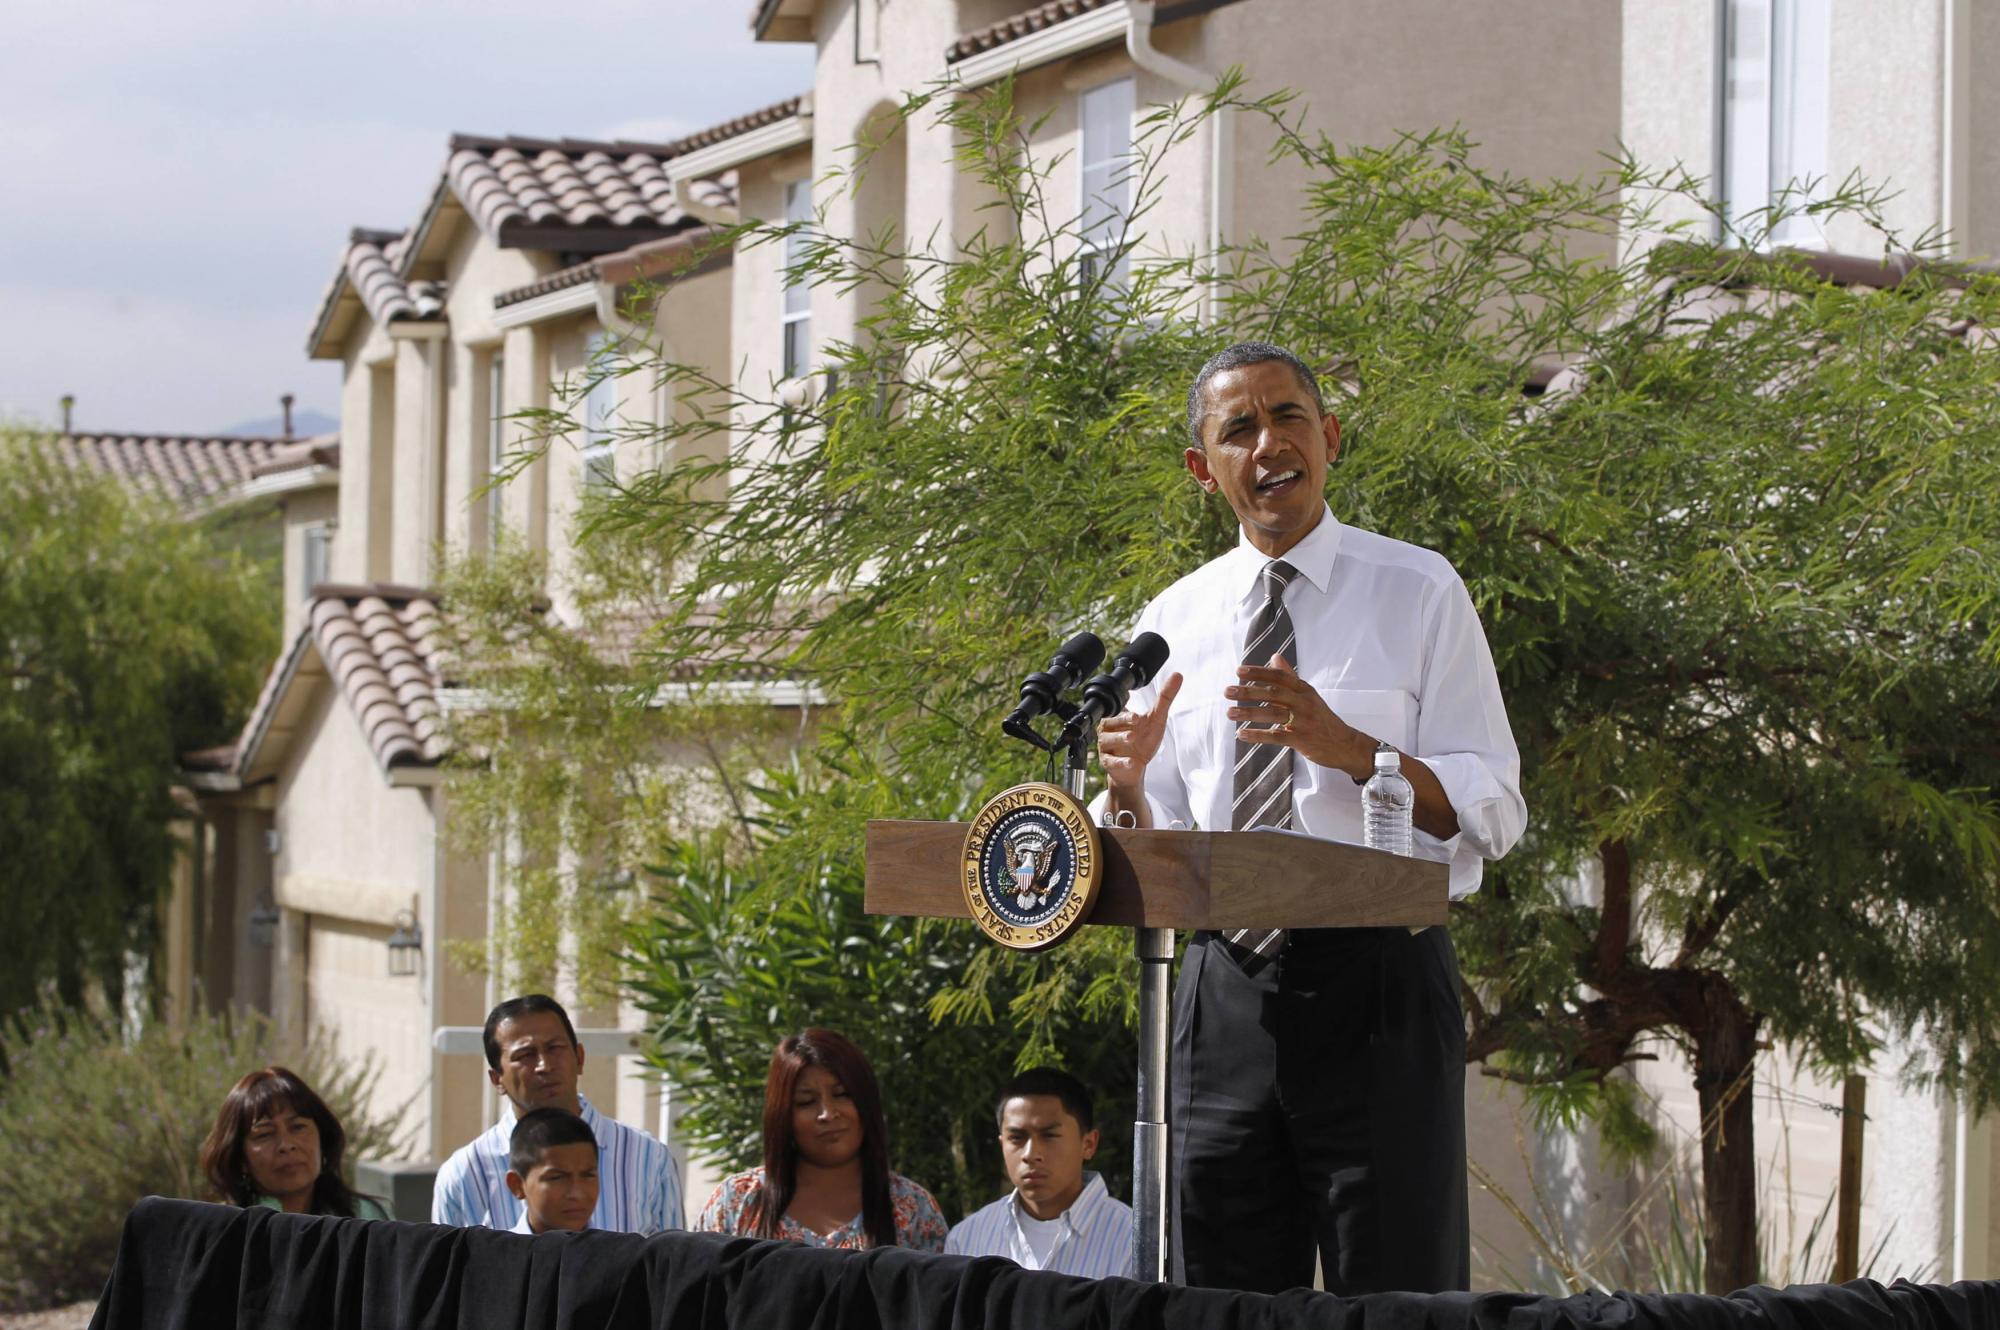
top-left (1373, 743), bottom-right (1399, 773)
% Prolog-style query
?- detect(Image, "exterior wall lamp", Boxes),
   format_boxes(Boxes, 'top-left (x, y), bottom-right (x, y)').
top-left (247, 898), bottom-right (281, 950)
top-left (387, 910), bottom-right (424, 977)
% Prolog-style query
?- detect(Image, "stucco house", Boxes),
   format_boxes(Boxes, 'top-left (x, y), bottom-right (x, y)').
top-left (132, 0), bottom-right (2000, 1281)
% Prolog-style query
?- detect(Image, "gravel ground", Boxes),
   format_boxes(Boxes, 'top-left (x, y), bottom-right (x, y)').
top-left (0, 1304), bottom-right (96, 1330)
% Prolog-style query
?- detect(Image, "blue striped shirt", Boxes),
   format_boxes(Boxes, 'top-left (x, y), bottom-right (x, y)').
top-left (431, 1094), bottom-right (684, 1234)
top-left (944, 1172), bottom-right (1135, 1278)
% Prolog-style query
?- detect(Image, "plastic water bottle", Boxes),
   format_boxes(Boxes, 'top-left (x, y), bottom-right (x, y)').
top-left (1362, 743), bottom-right (1414, 856)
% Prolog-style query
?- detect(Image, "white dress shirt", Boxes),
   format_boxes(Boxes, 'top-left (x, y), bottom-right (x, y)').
top-left (944, 1172), bottom-right (1135, 1277)
top-left (1093, 507), bottom-right (1524, 899)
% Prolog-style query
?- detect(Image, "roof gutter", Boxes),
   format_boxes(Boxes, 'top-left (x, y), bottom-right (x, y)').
top-left (667, 97), bottom-right (814, 224)
top-left (952, 3), bottom-right (1129, 86)
top-left (233, 464), bottom-right (339, 503)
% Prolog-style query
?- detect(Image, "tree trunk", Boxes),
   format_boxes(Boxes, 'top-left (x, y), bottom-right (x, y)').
top-left (1692, 984), bottom-right (1761, 1295)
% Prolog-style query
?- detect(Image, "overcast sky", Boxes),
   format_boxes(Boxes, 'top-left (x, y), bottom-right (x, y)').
top-left (0, 2), bottom-right (815, 436)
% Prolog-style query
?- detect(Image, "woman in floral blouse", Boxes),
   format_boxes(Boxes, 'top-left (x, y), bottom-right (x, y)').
top-left (698, 1028), bottom-right (947, 1251)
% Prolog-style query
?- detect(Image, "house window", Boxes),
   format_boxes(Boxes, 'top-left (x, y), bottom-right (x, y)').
top-left (485, 350), bottom-right (506, 542)
top-left (300, 524), bottom-right (334, 601)
top-left (1720, 0), bottom-right (1829, 247)
top-left (782, 179), bottom-right (813, 380)
top-left (581, 331), bottom-right (616, 490)
top-left (1079, 76), bottom-right (1136, 288)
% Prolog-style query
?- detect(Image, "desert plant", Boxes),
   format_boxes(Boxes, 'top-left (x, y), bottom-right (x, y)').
top-left (0, 995), bottom-right (406, 1311)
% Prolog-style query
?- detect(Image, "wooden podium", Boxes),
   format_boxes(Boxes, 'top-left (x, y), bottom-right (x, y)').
top-left (864, 819), bottom-right (1448, 1282)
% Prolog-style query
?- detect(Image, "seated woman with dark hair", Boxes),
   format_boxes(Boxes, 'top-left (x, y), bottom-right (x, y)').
top-left (199, 1066), bottom-right (388, 1219)
top-left (698, 1028), bottom-right (946, 1251)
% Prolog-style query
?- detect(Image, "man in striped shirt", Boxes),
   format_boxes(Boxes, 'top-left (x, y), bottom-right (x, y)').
top-left (945, 1068), bottom-right (1134, 1278)
top-left (431, 994), bottom-right (684, 1234)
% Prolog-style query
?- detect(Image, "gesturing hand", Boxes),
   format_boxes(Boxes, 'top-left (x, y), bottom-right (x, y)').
top-left (1098, 671), bottom-right (1184, 796)
top-left (1225, 654), bottom-right (1375, 781)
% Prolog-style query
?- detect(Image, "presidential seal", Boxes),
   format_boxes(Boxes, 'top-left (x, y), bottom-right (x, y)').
top-left (960, 783), bottom-right (1103, 951)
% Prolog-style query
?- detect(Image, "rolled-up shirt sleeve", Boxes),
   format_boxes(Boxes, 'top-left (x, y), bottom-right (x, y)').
top-left (1413, 574), bottom-right (1526, 894)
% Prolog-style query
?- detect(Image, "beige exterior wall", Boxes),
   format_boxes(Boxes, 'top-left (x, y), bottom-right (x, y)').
top-left (272, 683), bottom-right (438, 1155)
top-left (439, 226), bottom-right (546, 562)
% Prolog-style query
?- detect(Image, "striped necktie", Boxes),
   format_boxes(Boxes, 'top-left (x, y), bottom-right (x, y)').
top-left (1226, 559), bottom-right (1300, 962)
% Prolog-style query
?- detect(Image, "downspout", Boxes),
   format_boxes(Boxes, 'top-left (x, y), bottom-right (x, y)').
top-left (1125, 0), bottom-right (1226, 320)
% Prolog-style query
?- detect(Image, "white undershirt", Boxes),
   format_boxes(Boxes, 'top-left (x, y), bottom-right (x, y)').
top-left (1016, 1208), bottom-right (1064, 1269)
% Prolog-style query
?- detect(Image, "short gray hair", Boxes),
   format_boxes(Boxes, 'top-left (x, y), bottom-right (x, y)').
top-left (1185, 341), bottom-right (1325, 448)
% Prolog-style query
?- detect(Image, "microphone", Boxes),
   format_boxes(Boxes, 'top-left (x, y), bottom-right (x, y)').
top-left (1060, 632), bottom-right (1171, 744)
top-left (1002, 632), bottom-right (1106, 748)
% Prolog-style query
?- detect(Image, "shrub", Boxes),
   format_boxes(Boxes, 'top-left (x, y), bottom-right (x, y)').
top-left (0, 996), bottom-right (406, 1311)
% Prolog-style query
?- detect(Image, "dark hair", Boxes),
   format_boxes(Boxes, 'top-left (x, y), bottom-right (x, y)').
top-left (1185, 340), bottom-right (1327, 447)
top-left (483, 994), bottom-right (578, 1071)
top-left (509, 1107), bottom-right (597, 1175)
top-left (994, 1066), bottom-right (1095, 1133)
top-left (198, 1066), bottom-right (372, 1218)
top-left (754, 1029), bottom-right (897, 1248)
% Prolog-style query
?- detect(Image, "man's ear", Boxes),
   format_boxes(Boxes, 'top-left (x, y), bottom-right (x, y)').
top-left (505, 1170), bottom-right (527, 1201)
top-left (487, 1066), bottom-right (502, 1090)
top-left (1080, 1128), bottom-right (1100, 1161)
top-left (1185, 445), bottom-right (1218, 494)
top-left (574, 1042), bottom-right (587, 1075)
top-left (1323, 409), bottom-right (1341, 466)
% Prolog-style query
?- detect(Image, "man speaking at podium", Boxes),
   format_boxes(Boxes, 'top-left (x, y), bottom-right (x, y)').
top-left (1094, 342), bottom-right (1524, 1295)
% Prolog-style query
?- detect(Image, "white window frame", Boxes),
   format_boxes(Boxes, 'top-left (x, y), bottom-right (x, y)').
top-left (300, 523), bottom-right (334, 601)
top-left (485, 349), bottom-right (506, 541)
top-left (781, 179), bottom-right (813, 380)
top-left (581, 331), bottom-right (617, 491)
top-left (1720, 0), bottom-right (1830, 248)
top-left (1078, 76), bottom-right (1136, 289)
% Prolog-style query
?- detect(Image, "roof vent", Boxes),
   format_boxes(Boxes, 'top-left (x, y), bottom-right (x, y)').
top-left (60, 394), bottom-right (74, 433)
top-left (281, 393), bottom-right (295, 440)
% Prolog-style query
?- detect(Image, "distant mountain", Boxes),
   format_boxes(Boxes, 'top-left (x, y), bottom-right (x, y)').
top-left (219, 408), bottom-right (338, 438)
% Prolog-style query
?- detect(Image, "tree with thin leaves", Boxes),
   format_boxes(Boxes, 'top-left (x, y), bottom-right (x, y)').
top-left (500, 77), bottom-right (2000, 1292)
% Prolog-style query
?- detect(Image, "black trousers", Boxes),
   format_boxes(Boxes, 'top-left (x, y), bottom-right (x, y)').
top-left (1169, 926), bottom-right (1470, 1296)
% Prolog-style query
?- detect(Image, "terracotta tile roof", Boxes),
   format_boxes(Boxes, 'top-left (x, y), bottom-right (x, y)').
top-left (55, 432), bottom-right (292, 507)
top-left (234, 583), bottom-right (448, 783)
top-left (663, 95), bottom-right (807, 155)
top-left (312, 588), bottom-right (447, 769)
top-left (441, 133), bottom-right (705, 246)
top-left (946, 0), bottom-right (1119, 62)
top-left (306, 227), bottom-right (443, 357)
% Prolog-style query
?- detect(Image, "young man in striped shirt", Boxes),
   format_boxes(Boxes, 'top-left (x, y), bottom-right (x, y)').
top-left (431, 994), bottom-right (684, 1234)
top-left (945, 1068), bottom-right (1135, 1278)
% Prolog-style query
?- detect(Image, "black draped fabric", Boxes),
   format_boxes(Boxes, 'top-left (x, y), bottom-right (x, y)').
top-left (90, 1198), bottom-right (2000, 1330)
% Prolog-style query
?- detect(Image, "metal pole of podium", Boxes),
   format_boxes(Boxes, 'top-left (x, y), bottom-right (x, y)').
top-left (1133, 924), bottom-right (1172, 1282)
top-left (1062, 734), bottom-right (1170, 1283)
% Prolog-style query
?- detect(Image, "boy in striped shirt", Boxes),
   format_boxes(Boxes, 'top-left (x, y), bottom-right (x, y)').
top-left (432, 994), bottom-right (683, 1234)
top-left (945, 1068), bottom-right (1135, 1278)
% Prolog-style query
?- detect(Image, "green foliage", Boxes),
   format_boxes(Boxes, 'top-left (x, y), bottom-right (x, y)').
top-left (436, 529), bottom-right (796, 1005)
top-left (625, 750), bottom-right (1136, 1221)
top-left (501, 74), bottom-right (1999, 1282)
top-left (0, 994), bottom-right (404, 1311)
top-left (0, 435), bottom-right (279, 1018)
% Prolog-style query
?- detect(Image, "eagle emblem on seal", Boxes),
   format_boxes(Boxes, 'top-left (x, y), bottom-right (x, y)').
top-left (1004, 823), bottom-right (1062, 911)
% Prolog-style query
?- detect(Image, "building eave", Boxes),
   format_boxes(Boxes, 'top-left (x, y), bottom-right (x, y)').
top-left (952, 2), bottom-right (1131, 86)
top-left (232, 464), bottom-right (340, 503)
top-left (491, 281), bottom-right (600, 329)
top-left (667, 110), bottom-right (814, 183)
